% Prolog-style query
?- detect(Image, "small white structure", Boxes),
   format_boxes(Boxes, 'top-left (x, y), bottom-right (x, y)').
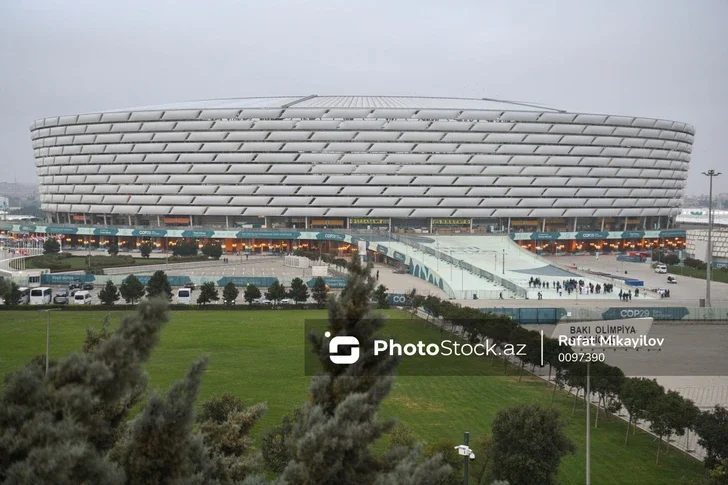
top-left (285, 255), bottom-right (310, 268)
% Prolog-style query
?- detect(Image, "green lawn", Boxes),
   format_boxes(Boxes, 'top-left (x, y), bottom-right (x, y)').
top-left (0, 310), bottom-right (704, 484)
top-left (26, 255), bottom-right (164, 272)
top-left (668, 265), bottom-right (728, 283)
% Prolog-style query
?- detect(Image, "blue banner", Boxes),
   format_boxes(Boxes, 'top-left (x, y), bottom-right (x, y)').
top-left (621, 231), bottom-right (645, 239)
top-left (600, 307), bottom-right (690, 321)
top-left (316, 232), bottom-right (347, 241)
top-left (576, 231), bottom-right (610, 240)
top-left (93, 228), bottom-right (118, 236)
top-left (376, 244), bottom-right (388, 255)
top-left (306, 277), bottom-right (349, 288)
top-left (216, 276), bottom-right (278, 287)
top-left (392, 251), bottom-right (406, 262)
top-left (530, 232), bottom-right (560, 241)
top-left (45, 226), bottom-right (78, 234)
top-left (182, 230), bottom-right (215, 238)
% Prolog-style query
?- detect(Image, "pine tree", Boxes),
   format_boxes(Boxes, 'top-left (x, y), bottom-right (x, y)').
top-left (244, 284), bottom-right (262, 306)
top-left (43, 237), bottom-right (60, 254)
top-left (197, 393), bottom-right (267, 481)
top-left (139, 242), bottom-right (153, 258)
top-left (288, 277), bottom-right (309, 303)
top-left (2, 282), bottom-right (22, 306)
top-left (120, 274), bottom-right (145, 304)
top-left (265, 280), bottom-right (286, 305)
top-left (146, 270), bottom-right (173, 301)
top-left (222, 282), bottom-right (239, 306)
top-left (197, 281), bottom-right (220, 306)
top-left (99, 279), bottom-right (121, 306)
top-left (247, 256), bottom-right (451, 484)
top-left (373, 284), bottom-right (389, 309)
top-left (0, 299), bottom-right (169, 484)
top-left (311, 276), bottom-right (328, 307)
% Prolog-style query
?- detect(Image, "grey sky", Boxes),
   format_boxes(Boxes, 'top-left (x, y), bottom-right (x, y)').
top-left (1, 0), bottom-right (725, 194)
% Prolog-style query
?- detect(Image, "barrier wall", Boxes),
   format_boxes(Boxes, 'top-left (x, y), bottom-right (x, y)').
top-left (481, 306), bottom-right (728, 324)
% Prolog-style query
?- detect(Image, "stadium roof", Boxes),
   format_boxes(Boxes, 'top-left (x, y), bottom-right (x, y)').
top-left (107, 95), bottom-right (564, 113)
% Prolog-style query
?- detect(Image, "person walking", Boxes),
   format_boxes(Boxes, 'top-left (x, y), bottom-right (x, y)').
top-left (376, 270), bottom-right (379, 281)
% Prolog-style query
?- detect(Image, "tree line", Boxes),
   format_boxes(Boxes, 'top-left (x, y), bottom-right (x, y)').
top-left (374, 288), bottom-right (728, 475)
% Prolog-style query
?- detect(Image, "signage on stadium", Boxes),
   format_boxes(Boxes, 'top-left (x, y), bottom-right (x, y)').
top-left (351, 218), bottom-right (389, 225)
top-left (317, 232), bottom-right (347, 241)
top-left (432, 218), bottom-right (470, 225)
top-left (621, 231), bottom-right (645, 239)
top-left (182, 230), bottom-right (214, 238)
top-left (93, 228), bottom-right (118, 236)
top-left (530, 232), bottom-right (560, 240)
top-left (45, 226), bottom-right (79, 234)
top-left (132, 229), bottom-right (168, 237)
top-left (576, 231), bottom-right (609, 240)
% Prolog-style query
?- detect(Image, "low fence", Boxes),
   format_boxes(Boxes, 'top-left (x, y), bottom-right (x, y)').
top-left (480, 306), bottom-right (728, 324)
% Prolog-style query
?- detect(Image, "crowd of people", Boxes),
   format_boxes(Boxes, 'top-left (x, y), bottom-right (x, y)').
top-left (528, 276), bottom-right (619, 298)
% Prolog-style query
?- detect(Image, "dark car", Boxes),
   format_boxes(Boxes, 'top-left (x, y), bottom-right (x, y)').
top-left (70, 288), bottom-right (80, 297)
top-left (184, 282), bottom-right (196, 290)
top-left (69, 282), bottom-right (82, 290)
top-left (82, 283), bottom-right (94, 291)
top-left (54, 289), bottom-right (69, 305)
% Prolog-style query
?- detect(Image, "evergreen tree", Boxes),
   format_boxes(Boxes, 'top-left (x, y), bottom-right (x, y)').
top-left (222, 282), bottom-right (239, 306)
top-left (202, 242), bottom-right (223, 260)
top-left (99, 279), bottom-right (121, 306)
top-left (108, 242), bottom-right (120, 256)
top-left (490, 403), bottom-right (575, 485)
top-left (265, 280), bottom-right (286, 305)
top-left (311, 276), bottom-right (328, 307)
top-left (288, 277), bottom-right (309, 303)
top-left (197, 393), bottom-right (267, 481)
top-left (260, 408), bottom-right (304, 474)
top-left (0, 300), bottom-right (169, 484)
top-left (373, 284), bottom-right (389, 309)
top-left (2, 282), bottom-right (22, 306)
top-left (146, 270), bottom-right (173, 301)
top-left (696, 405), bottom-right (728, 470)
top-left (247, 256), bottom-right (451, 484)
top-left (173, 240), bottom-right (199, 257)
top-left (197, 281), bottom-right (220, 306)
top-left (120, 274), bottom-right (145, 304)
top-left (243, 284), bottom-right (262, 306)
top-left (111, 358), bottom-right (230, 485)
top-left (43, 237), bottom-right (60, 254)
top-left (139, 242), bottom-right (153, 258)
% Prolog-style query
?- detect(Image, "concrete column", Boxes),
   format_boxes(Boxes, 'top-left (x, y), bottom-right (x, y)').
top-left (305, 216), bottom-right (309, 229)
top-left (573, 217), bottom-right (578, 232)
top-left (103, 213), bottom-right (107, 226)
top-left (225, 215), bottom-right (229, 228)
top-left (643, 217), bottom-right (648, 230)
top-left (507, 217), bottom-right (511, 233)
top-left (600, 217), bottom-right (605, 231)
top-left (623, 217), bottom-right (628, 231)
top-left (469, 218), bottom-right (473, 234)
top-left (157, 215), bottom-right (161, 227)
top-left (346, 217), bottom-right (350, 230)
top-left (429, 218), bottom-right (434, 234)
top-left (264, 216), bottom-right (269, 228)
top-left (542, 218), bottom-right (546, 232)
top-left (127, 215), bottom-right (132, 226)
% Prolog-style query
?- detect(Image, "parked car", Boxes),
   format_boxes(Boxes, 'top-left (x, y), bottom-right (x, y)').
top-left (72, 291), bottom-right (93, 305)
top-left (255, 298), bottom-right (272, 305)
top-left (279, 298), bottom-right (292, 305)
top-left (70, 288), bottom-right (80, 297)
top-left (82, 283), bottom-right (94, 291)
top-left (69, 282), bottom-right (82, 290)
top-left (667, 276), bottom-right (678, 284)
top-left (184, 282), bottom-right (196, 290)
top-left (54, 289), bottom-right (70, 305)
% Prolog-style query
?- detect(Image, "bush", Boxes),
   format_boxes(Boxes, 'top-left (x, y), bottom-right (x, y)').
top-left (43, 238), bottom-right (60, 254)
top-left (172, 240), bottom-right (199, 257)
top-left (685, 257), bottom-right (708, 270)
top-left (662, 253), bottom-right (680, 266)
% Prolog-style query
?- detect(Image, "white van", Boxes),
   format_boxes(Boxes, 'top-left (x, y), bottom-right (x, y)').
top-left (18, 287), bottom-right (30, 304)
top-left (30, 287), bottom-right (53, 305)
top-left (72, 290), bottom-right (92, 305)
top-left (654, 263), bottom-right (667, 274)
top-left (177, 288), bottom-right (192, 304)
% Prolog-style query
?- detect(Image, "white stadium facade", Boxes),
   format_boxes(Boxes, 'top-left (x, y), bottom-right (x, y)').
top-left (8, 95), bottom-right (693, 255)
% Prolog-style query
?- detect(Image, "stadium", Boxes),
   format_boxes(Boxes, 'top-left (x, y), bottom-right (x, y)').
top-left (8, 96), bottom-right (693, 255)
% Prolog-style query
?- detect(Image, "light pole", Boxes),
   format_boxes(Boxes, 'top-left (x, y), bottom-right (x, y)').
top-left (39, 308), bottom-right (61, 375)
top-left (502, 247), bottom-right (505, 275)
top-left (702, 170), bottom-right (721, 308)
top-left (454, 432), bottom-right (475, 485)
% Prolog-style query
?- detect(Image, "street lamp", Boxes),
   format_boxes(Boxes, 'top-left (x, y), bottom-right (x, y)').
top-left (39, 308), bottom-right (62, 375)
top-left (702, 170), bottom-right (721, 307)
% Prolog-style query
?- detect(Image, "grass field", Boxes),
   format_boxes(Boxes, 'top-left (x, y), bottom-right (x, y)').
top-left (26, 255), bottom-right (164, 272)
top-left (0, 309), bottom-right (704, 484)
top-left (668, 265), bottom-right (728, 283)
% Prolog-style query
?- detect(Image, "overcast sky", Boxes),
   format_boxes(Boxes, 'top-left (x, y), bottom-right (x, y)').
top-left (1, 0), bottom-right (725, 194)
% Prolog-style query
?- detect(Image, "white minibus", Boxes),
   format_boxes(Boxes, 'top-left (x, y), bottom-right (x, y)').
top-left (177, 288), bottom-right (192, 304)
top-left (654, 263), bottom-right (667, 274)
top-left (72, 290), bottom-right (93, 305)
top-left (30, 287), bottom-right (53, 305)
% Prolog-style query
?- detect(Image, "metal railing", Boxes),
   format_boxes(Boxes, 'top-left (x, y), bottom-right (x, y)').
top-left (388, 233), bottom-right (528, 298)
